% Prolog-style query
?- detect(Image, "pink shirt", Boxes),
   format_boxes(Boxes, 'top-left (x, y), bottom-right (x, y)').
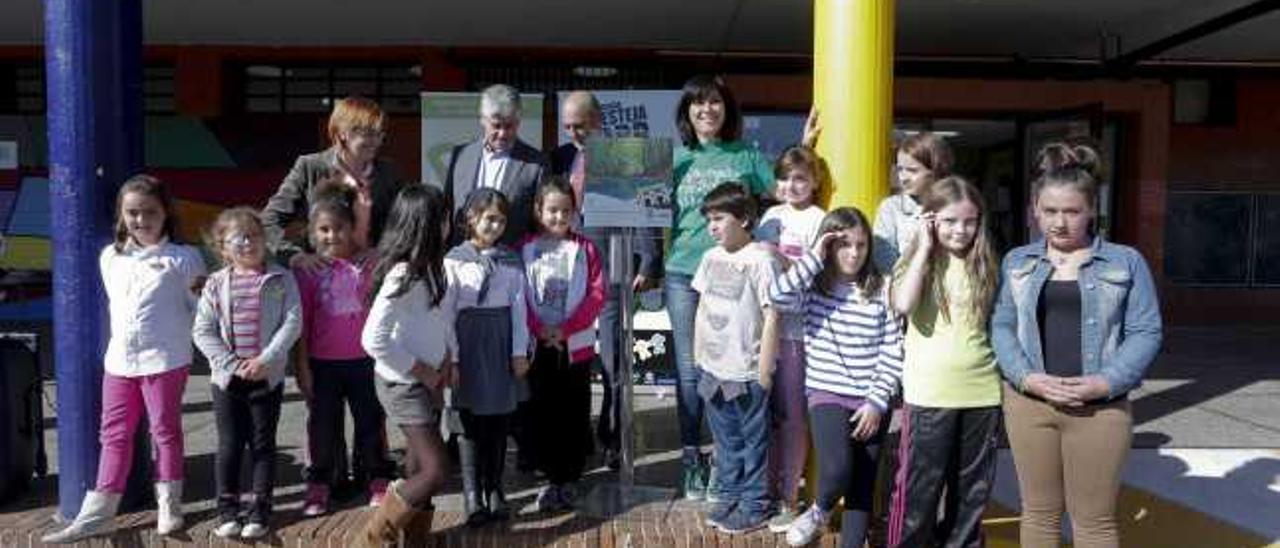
top-left (295, 257), bottom-right (374, 361)
top-left (230, 271), bottom-right (265, 358)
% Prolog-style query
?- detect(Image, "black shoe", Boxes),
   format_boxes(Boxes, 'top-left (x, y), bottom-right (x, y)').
top-left (464, 484), bottom-right (488, 527)
top-left (486, 489), bottom-right (510, 521)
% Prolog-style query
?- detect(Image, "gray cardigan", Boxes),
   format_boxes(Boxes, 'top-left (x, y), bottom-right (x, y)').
top-left (193, 264), bottom-right (302, 390)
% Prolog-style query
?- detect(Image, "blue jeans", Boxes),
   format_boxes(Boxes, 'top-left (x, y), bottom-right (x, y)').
top-left (664, 273), bottom-right (704, 451)
top-left (703, 379), bottom-right (771, 515)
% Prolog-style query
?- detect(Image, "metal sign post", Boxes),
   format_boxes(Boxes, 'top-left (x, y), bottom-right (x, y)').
top-left (610, 228), bottom-right (636, 489)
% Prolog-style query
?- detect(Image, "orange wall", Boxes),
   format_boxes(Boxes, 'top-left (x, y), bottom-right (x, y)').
top-left (8, 43), bottom-right (1279, 324)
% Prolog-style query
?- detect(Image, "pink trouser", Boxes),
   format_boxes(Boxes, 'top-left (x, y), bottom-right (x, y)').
top-left (95, 366), bottom-right (189, 493)
top-left (768, 339), bottom-right (809, 505)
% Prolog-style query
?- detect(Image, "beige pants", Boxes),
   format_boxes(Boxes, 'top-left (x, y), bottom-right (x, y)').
top-left (1002, 384), bottom-right (1132, 548)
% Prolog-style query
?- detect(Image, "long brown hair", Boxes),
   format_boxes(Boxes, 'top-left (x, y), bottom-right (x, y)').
top-left (815, 207), bottom-right (882, 300)
top-left (113, 174), bottom-right (180, 251)
top-left (894, 176), bottom-right (998, 325)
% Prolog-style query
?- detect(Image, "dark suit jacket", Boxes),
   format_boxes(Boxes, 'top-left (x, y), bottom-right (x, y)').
top-left (551, 142), bottom-right (663, 280)
top-left (444, 139), bottom-right (546, 247)
top-left (262, 147), bottom-right (404, 261)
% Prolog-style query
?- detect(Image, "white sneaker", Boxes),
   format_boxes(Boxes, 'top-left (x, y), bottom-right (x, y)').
top-left (240, 521), bottom-right (269, 539)
top-left (785, 505), bottom-right (829, 547)
top-left (768, 503), bottom-right (800, 533)
top-left (212, 520), bottom-right (242, 538)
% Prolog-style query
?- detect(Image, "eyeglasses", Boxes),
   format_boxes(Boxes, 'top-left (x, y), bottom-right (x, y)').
top-left (347, 128), bottom-right (386, 140)
top-left (223, 233), bottom-right (258, 251)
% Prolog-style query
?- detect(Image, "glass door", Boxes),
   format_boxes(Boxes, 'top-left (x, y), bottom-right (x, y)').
top-left (1017, 104), bottom-right (1115, 243)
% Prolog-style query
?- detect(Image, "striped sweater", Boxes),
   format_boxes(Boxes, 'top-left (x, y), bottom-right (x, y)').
top-left (769, 250), bottom-right (904, 411)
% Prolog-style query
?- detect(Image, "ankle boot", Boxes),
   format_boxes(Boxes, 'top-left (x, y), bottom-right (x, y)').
top-left (486, 487), bottom-right (509, 521)
top-left (155, 480), bottom-right (185, 535)
top-left (360, 479), bottom-right (417, 548)
top-left (41, 490), bottom-right (122, 544)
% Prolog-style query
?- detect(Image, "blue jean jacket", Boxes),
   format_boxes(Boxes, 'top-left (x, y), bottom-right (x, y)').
top-left (990, 237), bottom-right (1163, 399)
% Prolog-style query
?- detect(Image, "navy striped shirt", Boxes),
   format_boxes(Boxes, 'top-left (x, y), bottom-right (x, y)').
top-left (769, 250), bottom-right (904, 411)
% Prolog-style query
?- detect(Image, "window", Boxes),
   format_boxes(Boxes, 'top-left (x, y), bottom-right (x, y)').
top-left (1165, 191), bottom-right (1280, 287)
top-left (241, 64), bottom-right (421, 114)
top-left (15, 65), bottom-right (43, 113)
top-left (4, 63), bottom-right (175, 114)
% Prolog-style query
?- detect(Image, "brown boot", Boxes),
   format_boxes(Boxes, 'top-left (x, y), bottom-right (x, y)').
top-left (404, 505), bottom-right (434, 546)
top-left (360, 480), bottom-right (417, 548)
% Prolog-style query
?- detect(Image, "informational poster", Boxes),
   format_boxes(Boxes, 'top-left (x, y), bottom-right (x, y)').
top-left (743, 113), bottom-right (806, 162)
top-left (420, 92), bottom-right (544, 186)
top-left (582, 137), bottom-right (673, 228)
top-left (556, 90), bottom-right (680, 145)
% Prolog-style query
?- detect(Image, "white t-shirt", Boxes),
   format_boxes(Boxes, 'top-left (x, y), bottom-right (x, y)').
top-left (691, 242), bottom-right (782, 382)
top-left (755, 204), bottom-right (825, 340)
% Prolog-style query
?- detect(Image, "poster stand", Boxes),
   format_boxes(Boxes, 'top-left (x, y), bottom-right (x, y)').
top-left (580, 228), bottom-right (675, 517)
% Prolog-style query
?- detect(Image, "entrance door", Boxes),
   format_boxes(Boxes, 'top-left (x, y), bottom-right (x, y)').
top-left (1017, 104), bottom-right (1114, 243)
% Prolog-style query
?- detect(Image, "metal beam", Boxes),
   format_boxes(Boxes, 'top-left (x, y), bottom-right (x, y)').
top-left (1109, 0), bottom-right (1280, 70)
top-left (44, 0), bottom-right (143, 519)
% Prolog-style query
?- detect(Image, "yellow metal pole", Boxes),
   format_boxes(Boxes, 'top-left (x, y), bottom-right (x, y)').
top-left (804, 0), bottom-right (895, 518)
top-left (814, 0), bottom-right (894, 212)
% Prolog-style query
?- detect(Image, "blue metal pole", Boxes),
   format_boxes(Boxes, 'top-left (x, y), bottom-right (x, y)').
top-left (43, 0), bottom-right (143, 520)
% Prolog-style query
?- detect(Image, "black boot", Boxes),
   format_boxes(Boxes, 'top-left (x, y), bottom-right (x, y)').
top-left (486, 487), bottom-right (509, 521)
top-left (460, 438), bottom-right (488, 527)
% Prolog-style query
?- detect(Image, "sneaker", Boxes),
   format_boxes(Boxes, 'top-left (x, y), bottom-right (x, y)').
top-left (302, 483), bottom-right (330, 517)
top-left (240, 521), bottom-right (269, 540)
top-left (212, 520), bottom-right (241, 538)
top-left (768, 504), bottom-right (801, 533)
top-left (716, 507), bottom-right (768, 535)
top-left (368, 478), bottom-right (390, 508)
top-left (556, 483), bottom-right (576, 510)
top-left (704, 501), bottom-right (735, 530)
top-left (535, 485), bottom-right (562, 513)
top-left (681, 464), bottom-right (705, 501)
top-left (785, 505), bottom-right (829, 547)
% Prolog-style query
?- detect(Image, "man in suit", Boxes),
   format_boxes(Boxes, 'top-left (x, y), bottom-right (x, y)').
top-left (443, 84), bottom-right (546, 246)
top-left (553, 90), bottom-right (662, 469)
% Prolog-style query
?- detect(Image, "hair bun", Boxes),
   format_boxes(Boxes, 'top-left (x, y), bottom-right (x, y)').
top-left (1035, 142), bottom-right (1100, 178)
top-left (313, 178), bottom-right (356, 208)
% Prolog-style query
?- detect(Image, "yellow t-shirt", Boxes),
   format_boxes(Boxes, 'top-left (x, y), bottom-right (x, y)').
top-left (899, 257), bottom-right (1001, 408)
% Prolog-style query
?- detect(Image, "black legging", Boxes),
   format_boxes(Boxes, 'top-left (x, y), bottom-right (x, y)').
top-left (213, 380), bottom-right (283, 521)
top-left (810, 403), bottom-right (885, 548)
top-left (529, 343), bottom-right (592, 485)
top-left (459, 410), bottom-right (510, 493)
top-left (397, 423), bottom-right (447, 508)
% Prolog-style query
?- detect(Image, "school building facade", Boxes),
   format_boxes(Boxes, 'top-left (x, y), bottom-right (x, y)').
top-left (1, 1), bottom-right (1278, 326)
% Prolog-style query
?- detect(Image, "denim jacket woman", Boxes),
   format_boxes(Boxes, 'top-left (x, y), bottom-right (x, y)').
top-left (990, 236), bottom-right (1162, 400)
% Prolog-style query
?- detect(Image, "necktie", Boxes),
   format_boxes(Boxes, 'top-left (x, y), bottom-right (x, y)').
top-left (570, 149), bottom-right (587, 207)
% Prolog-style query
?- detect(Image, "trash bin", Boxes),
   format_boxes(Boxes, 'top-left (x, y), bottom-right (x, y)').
top-left (0, 334), bottom-right (40, 503)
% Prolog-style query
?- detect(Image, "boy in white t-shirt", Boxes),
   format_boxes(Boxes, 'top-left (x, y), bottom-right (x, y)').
top-left (692, 182), bottom-right (783, 535)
